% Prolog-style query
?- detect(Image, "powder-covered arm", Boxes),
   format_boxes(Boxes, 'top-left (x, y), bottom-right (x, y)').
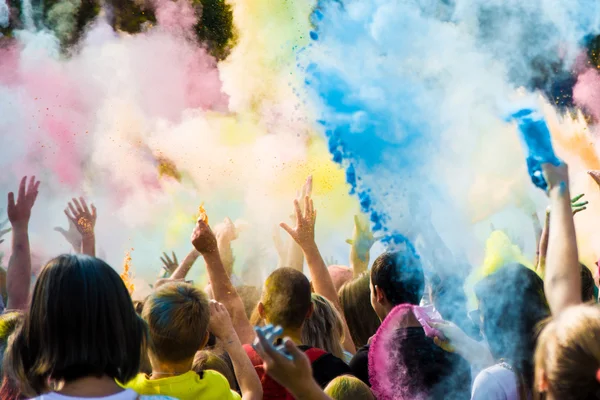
top-left (208, 301), bottom-right (262, 400)
top-left (536, 210), bottom-right (550, 278)
top-left (543, 163), bottom-right (582, 315)
top-left (169, 248), bottom-right (201, 280)
top-left (191, 219), bottom-right (255, 344)
top-left (6, 176), bottom-right (40, 311)
top-left (281, 197), bottom-right (356, 354)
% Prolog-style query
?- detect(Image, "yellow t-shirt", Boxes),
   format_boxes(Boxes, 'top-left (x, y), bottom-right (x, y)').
top-left (124, 370), bottom-right (241, 400)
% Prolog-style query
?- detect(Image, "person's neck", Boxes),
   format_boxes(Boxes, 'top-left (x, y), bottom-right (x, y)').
top-left (58, 375), bottom-right (123, 397)
top-left (149, 357), bottom-right (193, 380)
top-left (280, 327), bottom-right (303, 345)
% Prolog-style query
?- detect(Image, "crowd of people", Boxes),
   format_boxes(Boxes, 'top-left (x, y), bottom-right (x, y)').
top-left (0, 161), bottom-right (598, 400)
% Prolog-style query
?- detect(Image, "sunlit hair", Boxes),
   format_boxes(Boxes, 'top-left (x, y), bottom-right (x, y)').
top-left (193, 350), bottom-right (237, 391)
top-left (3, 254), bottom-right (146, 397)
top-left (261, 267), bottom-right (312, 330)
top-left (475, 263), bottom-right (549, 392)
top-left (534, 305), bottom-right (600, 400)
top-left (325, 375), bottom-right (375, 400)
top-left (302, 294), bottom-right (345, 359)
top-left (339, 273), bottom-right (381, 348)
top-left (143, 282), bottom-right (210, 363)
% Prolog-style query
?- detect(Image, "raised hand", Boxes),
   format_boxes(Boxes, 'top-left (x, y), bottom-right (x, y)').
top-left (64, 197), bottom-right (96, 237)
top-left (570, 194), bottom-right (588, 216)
top-left (346, 214), bottom-right (380, 260)
top-left (191, 219), bottom-right (218, 255)
top-left (542, 163), bottom-right (569, 193)
top-left (208, 300), bottom-right (236, 341)
top-left (214, 217), bottom-right (239, 243)
top-left (54, 216), bottom-right (83, 252)
top-left (280, 197), bottom-right (316, 249)
top-left (7, 176), bottom-right (40, 228)
top-left (160, 251), bottom-right (179, 276)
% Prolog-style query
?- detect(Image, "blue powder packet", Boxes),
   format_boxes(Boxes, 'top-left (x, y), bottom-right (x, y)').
top-left (511, 108), bottom-right (562, 190)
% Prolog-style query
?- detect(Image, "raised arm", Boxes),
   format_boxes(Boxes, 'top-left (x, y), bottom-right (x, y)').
top-left (214, 217), bottom-right (239, 277)
top-left (6, 176), bottom-right (40, 310)
top-left (543, 163), bottom-right (582, 314)
top-left (191, 219), bottom-right (254, 344)
top-left (281, 197), bottom-right (356, 354)
top-left (209, 300), bottom-right (262, 400)
top-left (284, 177), bottom-right (313, 271)
top-left (536, 195), bottom-right (586, 278)
top-left (169, 248), bottom-right (200, 280)
top-left (63, 197), bottom-right (97, 257)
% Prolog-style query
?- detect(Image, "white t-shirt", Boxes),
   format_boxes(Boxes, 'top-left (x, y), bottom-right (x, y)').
top-left (471, 364), bottom-right (519, 400)
top-left (30, 388), bottom-right (176, 400)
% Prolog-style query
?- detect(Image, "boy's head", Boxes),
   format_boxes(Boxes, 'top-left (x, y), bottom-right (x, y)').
top-left (370, 250), bottom-right (424, 321)
top-left (258, 267), bottom-right (313, 330)
top-left (143, 282), bottom-right (210, 363)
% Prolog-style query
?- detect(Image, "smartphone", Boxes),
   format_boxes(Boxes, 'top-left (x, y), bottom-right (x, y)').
top-left (511, 108), bottom-right (562, 190)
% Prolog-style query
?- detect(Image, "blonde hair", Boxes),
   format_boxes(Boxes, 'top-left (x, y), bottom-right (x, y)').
top-left (143, 282), bottom-right (210, 363)
top-left (301, 294), bottom-right (345, 359)
top-left (534, 304), bottom-right (600, 399)
top-left (325, 375), bottom-right (374, 400)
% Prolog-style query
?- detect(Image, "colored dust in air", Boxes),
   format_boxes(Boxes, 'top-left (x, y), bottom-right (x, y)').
top-left (197, 203), bottom-right (209, 224)
top-left (157, 155), bottom-right (182, 182)
top-left (120, 251), bottom-right (135, 295)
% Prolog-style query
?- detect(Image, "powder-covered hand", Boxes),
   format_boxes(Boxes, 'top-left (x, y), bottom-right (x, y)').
top-left (542, 163), bottom-right (569, 193)
top-left (280, 196), bottom-right (316, 249)
top-left (208, 300), bottom-right (236, 341)
top-left (346, 214), bottom-right (381, 260)
top-left (64, 197), bottom-right (96, 237)
top-left (191, 219), bottom-right (218, 255)
top-left (7, 176), bottom-right (40, 228)
top-left (214, 217), bottom-right (239, 243)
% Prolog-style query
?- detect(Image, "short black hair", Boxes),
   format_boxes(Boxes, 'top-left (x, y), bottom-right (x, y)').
top-left (5, 255), bottom-right (146, 395)
top-left (262, 267), bottom-right (312, 330)
top-left (370, 251), bottom-right (424, 306)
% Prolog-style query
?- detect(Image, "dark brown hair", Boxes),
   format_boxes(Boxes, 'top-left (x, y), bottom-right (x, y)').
top-left (143, 282), bottom-right (210, 363)
top-left (4, 254), bottom-right (146, 396)
top-left (261, 267), bottom-right (312, 330)
top-left (339, 273), bottom-right (380, 348)
top-left (370, 251), bottom-right (424, 306)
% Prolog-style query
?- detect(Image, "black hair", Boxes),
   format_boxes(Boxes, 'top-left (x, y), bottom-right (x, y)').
top-left (371, 251), bottom-right (424, 306)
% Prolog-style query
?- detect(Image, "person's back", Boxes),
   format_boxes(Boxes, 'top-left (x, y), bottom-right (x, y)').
top-left (123, 282), bottom-right (240, 400)
top-left (3, 254), bottom-right (176, 400)
top-left (350, 250), bottom-right (470, 399)
top-left (245, 267), bottom-right (351, 399)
